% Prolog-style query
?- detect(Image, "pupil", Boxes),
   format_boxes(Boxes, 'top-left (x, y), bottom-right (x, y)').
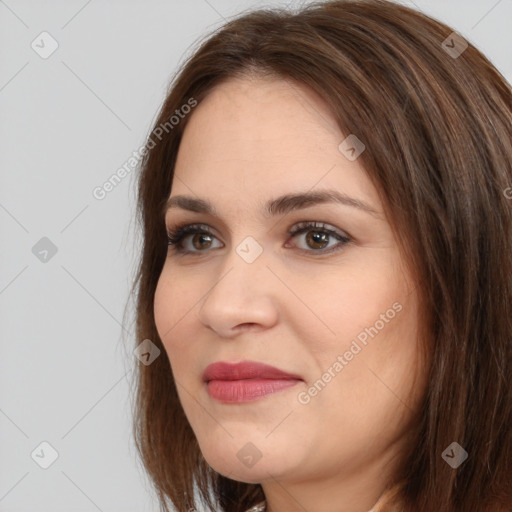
top-left (194, 234), bottom-right (211, 250)
top-left (308, 231), bottom-right (328, 249)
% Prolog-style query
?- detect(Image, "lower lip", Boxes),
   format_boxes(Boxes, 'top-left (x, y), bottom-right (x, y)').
top-left (206, 378), bottom-right (301, 403)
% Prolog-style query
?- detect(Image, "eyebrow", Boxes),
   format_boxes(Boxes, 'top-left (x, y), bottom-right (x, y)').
top-left (163, 189), bottom-right (381, 219)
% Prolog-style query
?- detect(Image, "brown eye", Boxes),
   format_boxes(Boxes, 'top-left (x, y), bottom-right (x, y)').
top-left (191, 233), bottom-right (214, 250)
top-left (167, 223), bottom-right (222, 253)
top-left (288, 221), bottom-right (351, 254)
top-left (166, 221), bottom-right (351, 256)
top-left (304, 231), bottom-right (330, 250)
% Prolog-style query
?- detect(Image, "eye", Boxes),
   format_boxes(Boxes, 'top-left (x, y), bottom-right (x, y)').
top-left (286, 221), bottom-right (351, 254)
top-left (166, 223), bottom-right (222, 253)
top-left (166, 221), bottom-right (351, 256)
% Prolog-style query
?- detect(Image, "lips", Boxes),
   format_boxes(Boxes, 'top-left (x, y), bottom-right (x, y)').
top-left (202, 361), bottom-right (302, 382)
top-left (202, 361), bottom-right (303, 403)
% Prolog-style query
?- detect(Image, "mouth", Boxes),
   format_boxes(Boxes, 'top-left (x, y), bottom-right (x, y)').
top-left (202, 360), bottom-right (303, 403)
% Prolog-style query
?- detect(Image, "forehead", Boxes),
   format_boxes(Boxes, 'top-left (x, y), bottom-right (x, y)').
top-left (179, 75), bottom-right (339, 158)
top-left (171, 76), bottom-right (381, 215)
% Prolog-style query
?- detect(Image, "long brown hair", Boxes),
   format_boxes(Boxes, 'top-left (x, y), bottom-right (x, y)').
top-left (126, 1), bottom-right (512, 510)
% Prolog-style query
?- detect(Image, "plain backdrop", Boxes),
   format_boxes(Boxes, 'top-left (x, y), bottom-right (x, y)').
top-left (0, 0), bottom-right (511, 511)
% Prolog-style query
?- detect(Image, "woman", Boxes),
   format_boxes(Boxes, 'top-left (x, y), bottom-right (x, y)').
top-left (128, 0), bottom-right (512, 510)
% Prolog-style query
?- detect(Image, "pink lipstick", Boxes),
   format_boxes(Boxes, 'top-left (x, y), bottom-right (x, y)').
top-left (203, 361), bottom-right (302, 403)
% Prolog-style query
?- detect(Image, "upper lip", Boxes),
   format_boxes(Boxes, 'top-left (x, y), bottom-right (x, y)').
top-left (202, 361), bottom-right (302, 382)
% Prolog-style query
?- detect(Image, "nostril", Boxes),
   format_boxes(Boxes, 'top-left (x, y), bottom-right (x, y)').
top-left (237, 323), bottom-right (258, 331)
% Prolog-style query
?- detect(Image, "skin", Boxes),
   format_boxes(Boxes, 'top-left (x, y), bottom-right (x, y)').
top-left (154, 75), bottom-right (427, 512)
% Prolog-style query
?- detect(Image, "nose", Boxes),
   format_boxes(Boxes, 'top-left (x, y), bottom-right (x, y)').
top-left (197, 248), bottom-right (279, 338)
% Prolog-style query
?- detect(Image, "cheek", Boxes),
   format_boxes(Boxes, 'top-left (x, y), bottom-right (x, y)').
top-left (153, 272), bottom-right (189, 368)
top-left (298, 295), bottom-right (421, 447)
top-left (153, 269), bottom-right (206, 377)
top-left (153, 274), bottom-right (173, 342)
top-left (331, 289), bottom-right (420, 414)
top-left (295, 259), bottom-right (420, 397)
top-left (293, 263), bottom-right (408, 350)
top-left (153, 267), bottom-right (197, 342)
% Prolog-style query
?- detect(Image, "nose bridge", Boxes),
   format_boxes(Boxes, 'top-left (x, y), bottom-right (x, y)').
top-left (211, 233), bottom-right (268, 297)
top-left (234, 233), bottom-right (266, 266)
top-left (197, 234), bottom-right (278, 334)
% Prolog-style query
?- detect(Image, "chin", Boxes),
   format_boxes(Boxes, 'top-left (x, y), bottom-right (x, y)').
top-left (197, 438), bottom-right (280, 480)
top-left (201, 451), bottom-right (264, 483)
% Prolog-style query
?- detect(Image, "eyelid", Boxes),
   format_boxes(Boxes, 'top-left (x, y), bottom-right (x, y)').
top-left (165, 220), bottom-right (349, 238)
top-left (289, 220), bottom-right (349, 239)
top-left (166, 222), bottom-right (222, 247)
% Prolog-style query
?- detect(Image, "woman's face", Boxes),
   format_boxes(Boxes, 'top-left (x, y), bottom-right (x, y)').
top-left (154, 76), bottom-right (426, 502)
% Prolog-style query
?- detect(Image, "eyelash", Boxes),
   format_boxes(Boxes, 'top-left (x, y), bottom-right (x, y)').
top-left (166, 221), bottom-right (351, 256)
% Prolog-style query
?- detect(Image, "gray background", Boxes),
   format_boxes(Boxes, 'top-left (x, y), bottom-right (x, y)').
top-left (1, 0), bottom-right (511, 511)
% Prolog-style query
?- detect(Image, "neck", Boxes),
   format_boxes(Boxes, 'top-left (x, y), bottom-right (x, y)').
top-left (261, 441), bottom-right (405, 512)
